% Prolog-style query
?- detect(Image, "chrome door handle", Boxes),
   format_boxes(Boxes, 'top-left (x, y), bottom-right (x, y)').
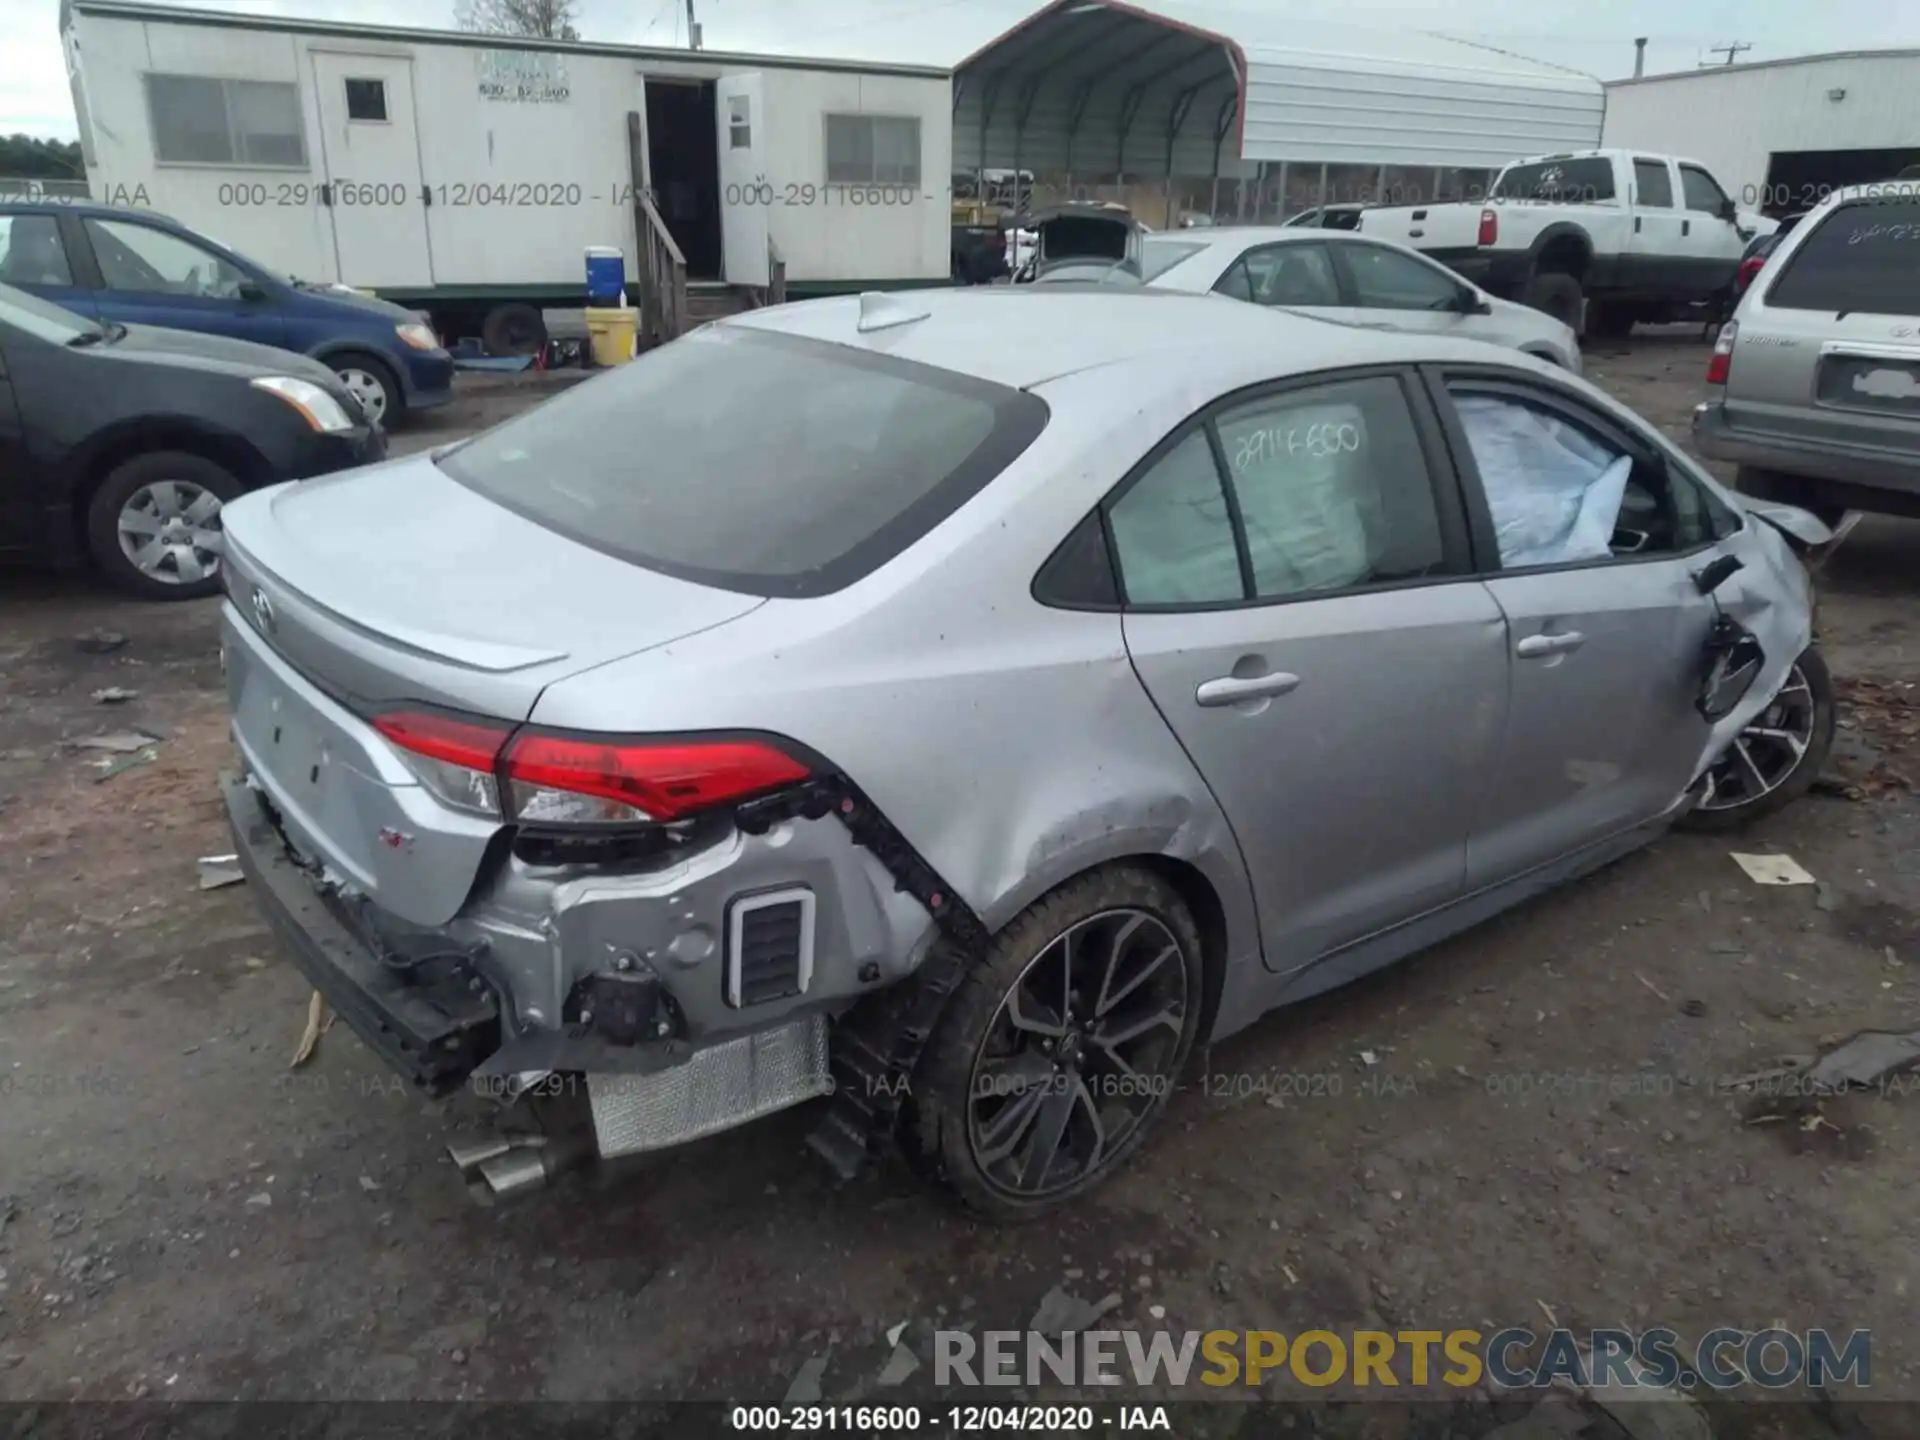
top-left (1516, 631), bottom-right (1586, 658)
top-left (1196, 672), bottom-right (1300, 706)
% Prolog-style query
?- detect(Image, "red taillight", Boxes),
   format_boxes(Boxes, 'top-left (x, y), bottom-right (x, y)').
top-left (1738, 256), bottom-right (1763, 291)
top-left (1477, 208), bottom-right (1498, 247)
top-left (372, 706), bottom-right (811, 825)
top-left (502, 733), bottom-right (811, 825)
top-left (373, 710), bottom-right (509, 771)
top-left (1706, 319), bottom-right (1738, 386)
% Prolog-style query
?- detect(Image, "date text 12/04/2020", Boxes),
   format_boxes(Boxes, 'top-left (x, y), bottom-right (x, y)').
top-left (203, 179), bottom-right (940, 210)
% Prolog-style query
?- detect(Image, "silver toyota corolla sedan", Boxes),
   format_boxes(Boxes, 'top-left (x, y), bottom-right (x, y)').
top-left (1140, 228), bottom-right (1584, 373)
top-left (219, 288), bottom-right (1831, 1219)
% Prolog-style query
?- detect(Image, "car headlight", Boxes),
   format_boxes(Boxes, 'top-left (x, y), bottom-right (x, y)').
top-left (395, 321), bottom-right (441, 350)
top-left (251, 375), bottom-right (355, 433)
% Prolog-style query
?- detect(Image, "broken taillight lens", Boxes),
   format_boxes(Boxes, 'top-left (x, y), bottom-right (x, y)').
top-left (372, 709), bottom-right (509, 817)
top-left (502, 733), bottom-right (811, 826)
top-left (370, 708), bottom-right (811, 827)
top-left (1706, 320), bottom-right (1738, 386)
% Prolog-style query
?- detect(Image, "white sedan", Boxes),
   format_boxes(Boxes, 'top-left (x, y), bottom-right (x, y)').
top-left (1141, 227), bottom-right (1582, 373)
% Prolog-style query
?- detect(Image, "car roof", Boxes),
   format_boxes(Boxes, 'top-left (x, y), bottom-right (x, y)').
top-left (721, 287), bottom-right (1498, 391)
top-left (1148, 226), bottom-right (1377, 246)
top-left (0, 198), bottom-right (177, 225)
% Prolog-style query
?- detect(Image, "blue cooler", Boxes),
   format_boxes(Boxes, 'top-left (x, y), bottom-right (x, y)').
top-left (585, 245), bottom-right (626, 306)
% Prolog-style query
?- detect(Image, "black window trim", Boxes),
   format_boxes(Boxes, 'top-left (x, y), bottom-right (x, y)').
top-left (441, 326), bottom-right (1051, 601)
top-left (1043, 363), bottom-right (1478, 616)
top-left (1420, 363), bottom-right (1737, 579)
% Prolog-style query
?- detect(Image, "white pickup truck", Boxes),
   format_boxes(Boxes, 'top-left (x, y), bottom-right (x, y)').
top-left (1357, 149), bottom-right (1767, 338)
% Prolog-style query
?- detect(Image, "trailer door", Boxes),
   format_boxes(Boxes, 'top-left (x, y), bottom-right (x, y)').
top-left (309, 52), bottom-right (433, 290)
top-left (715, 73), bottom-right (769, 288)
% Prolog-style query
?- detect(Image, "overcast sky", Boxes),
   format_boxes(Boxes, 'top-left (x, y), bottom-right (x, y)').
top-left (7, 0), bottom-right (1920, 139)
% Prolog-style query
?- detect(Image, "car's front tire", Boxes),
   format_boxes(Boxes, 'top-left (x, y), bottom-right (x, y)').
top-left (326, 353), bottom-right (401, 429)
top-left (85, 451), bottom-right (243, 601)
top-left (906, 864), bottom-right (1205, 1221)
top-left (1679, 645), bottom-right (1836, 831)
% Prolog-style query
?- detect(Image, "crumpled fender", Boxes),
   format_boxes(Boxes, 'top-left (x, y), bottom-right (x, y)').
top-left (1739, 497), bottom-right (1835, 551)
top-left (1686, 510), bottom-right (1818, 789)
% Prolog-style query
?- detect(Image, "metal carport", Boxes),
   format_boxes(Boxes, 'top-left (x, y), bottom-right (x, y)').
top-left (953, 0), bottom-right (1605, 224)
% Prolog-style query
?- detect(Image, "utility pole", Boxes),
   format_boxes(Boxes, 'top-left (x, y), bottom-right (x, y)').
top-left (685, 0), bottom-right (702, 49)
top-left (1702, 40), bottom-right (1751, 67)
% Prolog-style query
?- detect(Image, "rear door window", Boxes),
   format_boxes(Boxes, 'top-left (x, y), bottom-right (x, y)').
top-left (1765, 198), bottom-right (1920, 316)
top-left (436, 326), bottom-right (1049, 598)
top-left (1491, 157), bottom-right (1616, 203)
top-left (1632, 160), bottom-right (1673, 208)
top-left (0, 214), bottom-right (75, 286)
top-left (1239, 243), bottom-right (1341, 306)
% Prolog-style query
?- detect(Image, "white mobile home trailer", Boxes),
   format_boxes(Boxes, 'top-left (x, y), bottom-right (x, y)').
top-left (58, 0), bottom-right (954, 345)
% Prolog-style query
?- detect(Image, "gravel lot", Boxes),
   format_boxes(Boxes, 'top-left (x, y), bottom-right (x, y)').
top-left (1, 348), bottom-right (1917, 1432)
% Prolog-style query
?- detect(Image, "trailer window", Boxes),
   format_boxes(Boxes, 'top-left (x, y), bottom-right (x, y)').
top-left (145, 75), bottom-right (306, 168)
top-left (727, 94), bottom-right (751, 150)
top-left (1764, 198), bottom-right (1920, 317)
top-left (345, 79), bottom-right (388, 123)
top-left (436, 326), bottom-right (1049, 599)
top-left (825, 115), bottom-right (921, 187)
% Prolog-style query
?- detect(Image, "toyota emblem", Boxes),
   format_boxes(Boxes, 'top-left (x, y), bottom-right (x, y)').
top-left (251, 586), bottom-right (276, 634)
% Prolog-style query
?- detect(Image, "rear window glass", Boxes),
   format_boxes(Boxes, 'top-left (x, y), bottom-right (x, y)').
top-left (1142, 239), bottom-right (1205, 280)
top-left (1765, 198), bottom-right (1920, 316)
top-left (436, 327), bottom-right (1049, 598)
top-left (1491, 157), bottom-right (1616, 204)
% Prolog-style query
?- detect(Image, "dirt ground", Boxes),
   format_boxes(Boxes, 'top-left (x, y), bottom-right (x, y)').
top-left (2, 349), bottom-right (1918, 1430)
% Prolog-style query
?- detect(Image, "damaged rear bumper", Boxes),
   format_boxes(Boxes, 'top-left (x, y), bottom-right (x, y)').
top-left (223, 771), bottom-right (499, 1095)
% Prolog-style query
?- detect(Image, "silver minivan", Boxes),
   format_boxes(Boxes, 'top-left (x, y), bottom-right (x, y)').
top-left (1693, 181), bottom-right (1920, 525)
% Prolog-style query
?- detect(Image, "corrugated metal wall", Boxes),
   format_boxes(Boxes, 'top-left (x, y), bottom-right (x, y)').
top-left (1604, 54), bottom-right (1920, 212)
top-left (1241, 63), bottom-right (1604, 169)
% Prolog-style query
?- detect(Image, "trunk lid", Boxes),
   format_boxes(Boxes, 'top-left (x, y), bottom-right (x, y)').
top-left (221, 449), bottom-right (765, 721)
top-left (218, 452), bottom-right (765, 926)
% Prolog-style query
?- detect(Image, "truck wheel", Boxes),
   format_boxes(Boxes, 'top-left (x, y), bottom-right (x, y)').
top-left (1587, 301), bottom-right (1634, 340)
top-left (481, 303), bottom-right (547, 357)
top-left (904, 864), bottom-right (1205, 1222)
top-left (1524, 273), bottom-right (1585, 332)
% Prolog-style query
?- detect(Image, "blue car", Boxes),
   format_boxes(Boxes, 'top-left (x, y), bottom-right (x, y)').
top-left (0, 202), bottom-right (453, 428)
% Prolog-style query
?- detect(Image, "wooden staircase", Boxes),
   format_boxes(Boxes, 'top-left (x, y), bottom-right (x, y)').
top-left (626, 110), bottom-right (786, 350)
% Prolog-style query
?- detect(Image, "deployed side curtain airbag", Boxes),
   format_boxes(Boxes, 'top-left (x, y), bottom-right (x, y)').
top-left (1455, 395), bottom-right (1632, 568)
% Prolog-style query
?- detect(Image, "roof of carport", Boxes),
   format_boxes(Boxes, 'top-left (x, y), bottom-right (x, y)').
top-left (957, 0), bottom-right (1606, 170)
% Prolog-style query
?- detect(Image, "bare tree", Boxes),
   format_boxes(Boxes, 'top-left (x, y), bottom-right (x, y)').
top-left (454, 0), bottom-right (581, 41)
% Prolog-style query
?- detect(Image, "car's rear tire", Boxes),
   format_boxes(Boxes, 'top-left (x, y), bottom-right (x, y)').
top-left (1678, 645), bottom-right (1836, 832)
top-left (481, 302), bottom-right (547, 357)
top-left (85, 451), bottom-right (243, 601)
top-left (1525, 272), bottom-right (1585, 334)
top-left (904, 864), bottom-right (1205, 1221)
top-left (326, 352), bottom-right (400, 429)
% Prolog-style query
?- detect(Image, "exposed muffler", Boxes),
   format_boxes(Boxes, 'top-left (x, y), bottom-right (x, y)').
top-left (449, 1127), bottom-right (596, 1204)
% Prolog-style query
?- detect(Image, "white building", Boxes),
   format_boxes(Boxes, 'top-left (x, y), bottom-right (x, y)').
top-left (1604, 50), bottom-right (1920, 218)
top-left (58, 0), bottom-right (954, 343)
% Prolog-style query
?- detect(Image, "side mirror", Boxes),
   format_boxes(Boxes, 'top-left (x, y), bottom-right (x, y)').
top-left (1719, 198), bottom-right (1738, 222)
top-left (1459, 290), bottom-right (1492, 315)
top-left (237, 279), bottom-right (268, 302)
